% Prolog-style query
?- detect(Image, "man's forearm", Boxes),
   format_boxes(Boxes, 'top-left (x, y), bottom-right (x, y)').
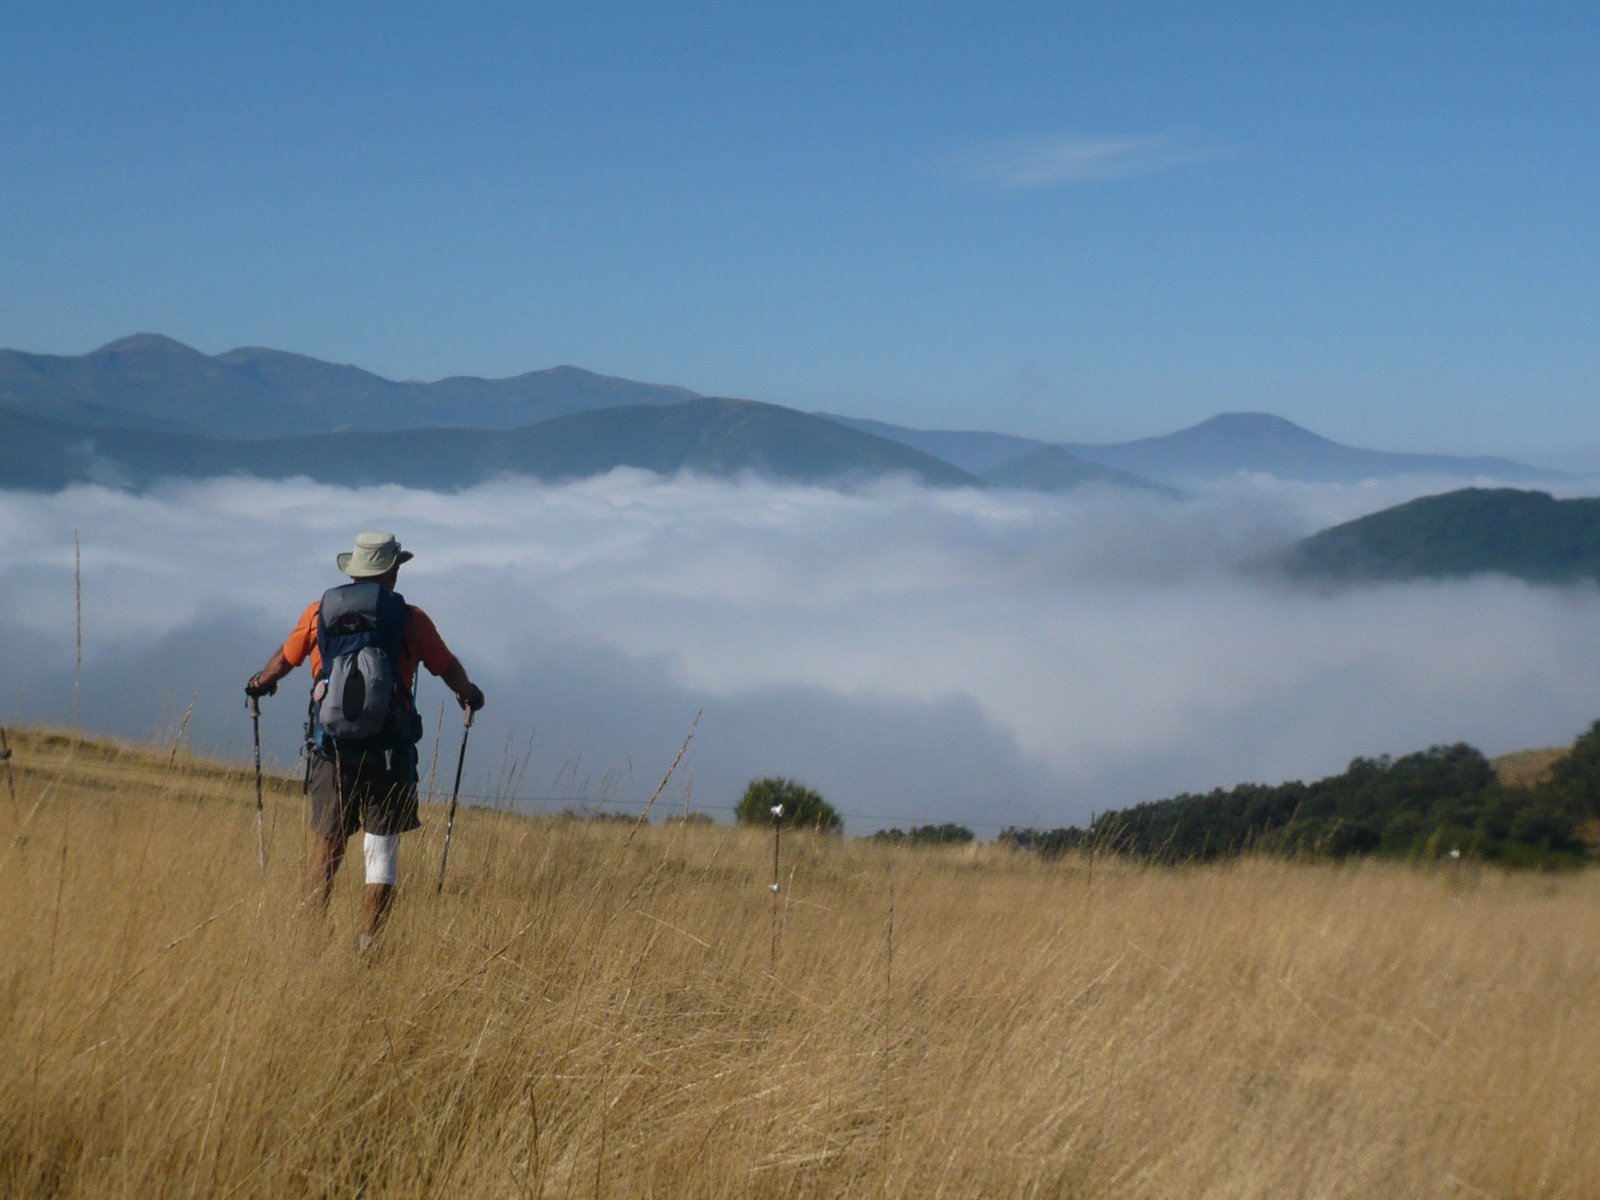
top-left (258, 649), bottom-right (292, 686)
top-left (439, 658), bottom-right (484, 709)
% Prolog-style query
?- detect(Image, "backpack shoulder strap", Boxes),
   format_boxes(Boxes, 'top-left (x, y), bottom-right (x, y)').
top-left (373, 587), bottom-right (409, 659)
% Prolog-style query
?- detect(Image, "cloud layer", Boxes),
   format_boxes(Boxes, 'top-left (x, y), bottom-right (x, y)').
top-left (3, 472), bottom-right (1598, 832)
top-left (953, 133), bottom-right (1227, 188)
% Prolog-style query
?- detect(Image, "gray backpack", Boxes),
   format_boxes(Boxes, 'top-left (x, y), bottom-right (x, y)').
top-left (319, 644), bottom-right (398, 740)
top-left (311, 582), bottom-right (411, 749)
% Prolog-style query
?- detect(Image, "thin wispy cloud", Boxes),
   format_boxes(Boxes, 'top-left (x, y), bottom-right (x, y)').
top-left (955, 133), bottom-right (1226, 188)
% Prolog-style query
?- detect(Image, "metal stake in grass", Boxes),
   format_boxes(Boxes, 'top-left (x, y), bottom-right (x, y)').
top-left (248, 695), bottom-right (266, 870)
top-left (770, 802), bottom-right (783, 970)
top-left (436, 706), bottom-right (475, 894)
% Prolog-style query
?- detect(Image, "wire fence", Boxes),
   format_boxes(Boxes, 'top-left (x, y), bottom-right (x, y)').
top-left (425, 784), bottom-right (1049, 836)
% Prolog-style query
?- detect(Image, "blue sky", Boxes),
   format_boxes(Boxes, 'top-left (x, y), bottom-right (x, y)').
top-left (4, 3), bottom-right (1596, 460)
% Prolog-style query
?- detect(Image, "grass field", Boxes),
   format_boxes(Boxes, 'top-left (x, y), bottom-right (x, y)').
top-left (3, 726), bottom-right (1598, 1198)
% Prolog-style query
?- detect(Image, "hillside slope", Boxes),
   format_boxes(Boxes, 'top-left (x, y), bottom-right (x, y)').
top-left (816, 413), bottom-right (1051, 474)
top-left (982, 445), bottom-right (1181, 496)
top-left (6, 725), bottom-right (1600, 1197)
top-left (1277, 487), bottom-right (1600, 583)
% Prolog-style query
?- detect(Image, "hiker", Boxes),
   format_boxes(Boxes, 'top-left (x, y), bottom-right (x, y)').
top-left (245, 531), bottom-right (485, 949)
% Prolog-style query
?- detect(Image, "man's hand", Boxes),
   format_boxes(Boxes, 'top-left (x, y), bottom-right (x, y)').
top-left (245, 673), bottom-right (278, 699)
top-left (455, 682), bottom-right (485, 712)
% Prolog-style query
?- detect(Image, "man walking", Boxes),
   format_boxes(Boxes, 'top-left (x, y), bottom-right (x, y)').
top-left (246, 531), bottom-right (485, 949)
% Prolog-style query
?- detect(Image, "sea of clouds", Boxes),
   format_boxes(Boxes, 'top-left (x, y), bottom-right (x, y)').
top-left (3, 470), bottom-right (1598, 833)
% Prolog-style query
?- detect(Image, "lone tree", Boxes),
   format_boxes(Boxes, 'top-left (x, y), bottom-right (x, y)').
top-left (736, 777), bottom-right (842, 834)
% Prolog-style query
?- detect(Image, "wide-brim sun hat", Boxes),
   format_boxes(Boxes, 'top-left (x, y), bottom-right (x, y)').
top-left (336, 531), bottom-right (415, 578)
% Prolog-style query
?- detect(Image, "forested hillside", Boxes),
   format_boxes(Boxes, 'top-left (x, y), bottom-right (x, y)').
top-left (1279, 488), bottom-right (1600, 583)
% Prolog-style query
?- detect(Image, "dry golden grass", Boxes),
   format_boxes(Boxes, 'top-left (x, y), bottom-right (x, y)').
top-left (4, 726), bottom-right (1599, 1198)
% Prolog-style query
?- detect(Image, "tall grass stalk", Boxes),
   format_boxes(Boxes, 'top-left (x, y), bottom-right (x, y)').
top-left (167, 695), bottom-right (197, 768)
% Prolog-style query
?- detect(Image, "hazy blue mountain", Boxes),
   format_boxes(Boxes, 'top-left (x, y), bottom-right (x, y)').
top-left (1062, 412), bottom-right (1561, 484)
top-left (981, 446), bottom-right (1181, 497)
top-left (0, 398), bottom-right (984, 492)
top-left (4, 337), bottom-right (1561, 488)
top-left (1276, 488), bottom-right (1600, 583)
top-left (816, 413), bottom-right (1050, 474)
top-left (0, 334), bottom-right (700, 438)
top-left (0, 335), bottom-right (292, 435)
top-left (819, 409), bottom-right (1554, 488)
top-left (486, 398), bottom-right (982, 486)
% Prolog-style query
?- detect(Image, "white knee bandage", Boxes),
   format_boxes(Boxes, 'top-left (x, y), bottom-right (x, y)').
top-left (363, 833), bottom-right (399, 885)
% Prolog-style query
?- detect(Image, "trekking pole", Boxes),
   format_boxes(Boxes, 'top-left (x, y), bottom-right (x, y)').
top-left (436, 706), bottom-right (474, 894)
top-left (248, 696), bottom-right (266, 871)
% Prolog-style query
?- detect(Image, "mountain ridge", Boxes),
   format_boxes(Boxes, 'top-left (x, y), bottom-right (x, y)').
top-left (0, 335), bottom-right (701, 438)
top-left (0, 335), bottom-right (1567, 488)
top-left (1060, 412), bottom-right (1559, 483)
top-left (0, 397), bottom-right (983, 492)
top-left (817, 409), bottom-right (1560, 485)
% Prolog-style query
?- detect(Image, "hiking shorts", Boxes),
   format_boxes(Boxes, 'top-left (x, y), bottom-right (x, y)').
top-left (308, 745), bottom-right (421, 840)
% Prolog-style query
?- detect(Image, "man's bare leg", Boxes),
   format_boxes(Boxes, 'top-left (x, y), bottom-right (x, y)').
top-left (362, 883), bottom-right (395, 939)
top-left (305, 833), bottom-right (347, 910)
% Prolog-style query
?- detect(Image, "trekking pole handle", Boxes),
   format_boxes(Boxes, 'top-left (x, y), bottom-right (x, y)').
top-left (248, 695), bottom-right (261, 719)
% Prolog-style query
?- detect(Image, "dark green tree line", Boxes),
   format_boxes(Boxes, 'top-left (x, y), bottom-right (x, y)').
top-left (1004, 733), bottom-right (1600, 869)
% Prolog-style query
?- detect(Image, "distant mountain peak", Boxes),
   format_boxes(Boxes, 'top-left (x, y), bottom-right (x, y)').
top-left (217, 344), bottom-right (302, 359)
top-left (1063, 411), bottom-right (1558, 484)
top-left (1194, 412), bottom-right (1311, 432)
top-left (1012, 444), bottom-right (1084, 464)
top-left (1178, 412), bottom-right (1331, 443)
top-left (91, 333), bottom-right (202, 357)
